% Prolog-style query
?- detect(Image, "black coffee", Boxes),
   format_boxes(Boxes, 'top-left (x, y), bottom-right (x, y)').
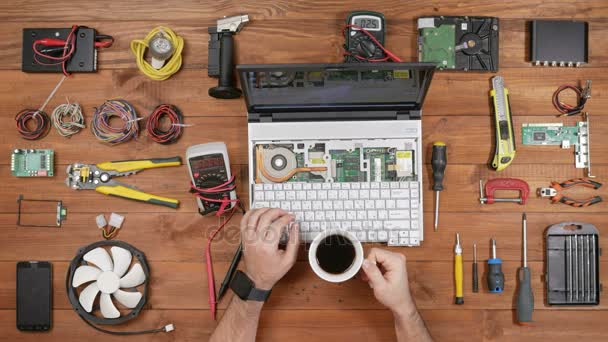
top-left (315, 234), bottom-right (356, 274)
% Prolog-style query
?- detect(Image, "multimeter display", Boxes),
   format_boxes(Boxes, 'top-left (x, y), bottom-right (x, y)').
top-left (189, 153), bottom-right (228, 188)
top-left (344, 11), bottom-right (386, 62)
top-left (353, 16), bottom-right (381, 31)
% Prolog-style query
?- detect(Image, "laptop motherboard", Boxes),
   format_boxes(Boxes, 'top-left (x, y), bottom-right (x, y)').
top-left (253, 139), bottom-right (417, 184)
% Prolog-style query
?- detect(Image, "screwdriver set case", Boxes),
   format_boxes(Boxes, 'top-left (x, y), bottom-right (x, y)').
top-left (545, 222), bottom-right (601, 305)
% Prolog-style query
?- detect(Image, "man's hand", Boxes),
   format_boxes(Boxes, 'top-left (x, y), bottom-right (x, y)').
top-left (361, 248), bottom-right (415, 317)
top-left (240, 208), bottom-right (300, 290)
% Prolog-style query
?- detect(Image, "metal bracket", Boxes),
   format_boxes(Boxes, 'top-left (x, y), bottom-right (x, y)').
top-left (17, 195), bottom-right (67, 228)
top-left (575, 113), bottom-right (594, 178)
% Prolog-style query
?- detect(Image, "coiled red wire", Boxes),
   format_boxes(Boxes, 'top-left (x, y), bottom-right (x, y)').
top-left (145, 104), bottom-right (184, 144)
top-left (15, 109), bottom-right (51, 140)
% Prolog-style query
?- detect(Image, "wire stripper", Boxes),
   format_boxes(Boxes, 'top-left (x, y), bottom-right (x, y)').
top-left (66, 157), bottom-right (182, 208)
top-left (538, 178), bottom-right (602, 207)
top-left (490, 76), bottom-right (516, 171)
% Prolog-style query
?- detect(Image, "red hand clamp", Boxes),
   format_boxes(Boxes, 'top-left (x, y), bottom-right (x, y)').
top-left (480, 178), bottom-right (529, 204)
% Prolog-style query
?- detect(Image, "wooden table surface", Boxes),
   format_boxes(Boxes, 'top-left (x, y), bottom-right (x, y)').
top-left (1, 1), bottom-right (607, 341)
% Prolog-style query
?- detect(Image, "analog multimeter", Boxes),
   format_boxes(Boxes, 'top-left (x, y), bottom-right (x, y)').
top-left (344, 11), bottom-right (386, 62)
top-left (186, 142), bottom-right (236, 214)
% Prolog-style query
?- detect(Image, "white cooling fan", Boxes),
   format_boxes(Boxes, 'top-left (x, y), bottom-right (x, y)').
top-left (66, 240), bottom-right (151, 327)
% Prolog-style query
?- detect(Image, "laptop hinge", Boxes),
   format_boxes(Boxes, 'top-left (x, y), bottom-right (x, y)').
top-left (249, 110), bottom-right (421, 123)
top-left (397, 110), bottom-right (420, 120)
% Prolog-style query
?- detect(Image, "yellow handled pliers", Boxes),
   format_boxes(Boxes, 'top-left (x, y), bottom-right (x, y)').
top-left (66, 157), bottom-right (182, 208)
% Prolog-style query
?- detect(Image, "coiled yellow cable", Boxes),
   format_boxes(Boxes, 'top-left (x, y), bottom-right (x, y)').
top-left (130, 26), bottom-right (184, 81)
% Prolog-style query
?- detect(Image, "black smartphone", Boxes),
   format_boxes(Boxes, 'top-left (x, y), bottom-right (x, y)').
top-left (16, 261), bottom-right (52, 331)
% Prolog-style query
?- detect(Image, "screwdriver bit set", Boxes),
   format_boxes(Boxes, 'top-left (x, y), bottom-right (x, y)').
top-left (545, 222), bottom-right (601, 305)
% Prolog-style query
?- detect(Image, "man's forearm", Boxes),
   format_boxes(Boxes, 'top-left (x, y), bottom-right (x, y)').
top-left (393, 300), bottom-right (433, 342)
top-left (209, 297), bottom-right (264, 342)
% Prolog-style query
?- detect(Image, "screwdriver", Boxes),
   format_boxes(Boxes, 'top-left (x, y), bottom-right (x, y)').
top-left (473, 243), bottom-right (479, 293)
top-left (454, 233), bottom-right (464, 304)
top-left (516, 213), bottom-right (534, 323)
top-left (431, 142), bottom-right (447, 231)
top-left (487, 238), bottom-right (504, 293)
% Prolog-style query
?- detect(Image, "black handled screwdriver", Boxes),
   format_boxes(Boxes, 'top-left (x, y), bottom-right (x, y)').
top-left (473, 243), bottom-right (479, 293)
top-left (487, 238), bottom-right (504, 293)
top-left (431, 142), bottom-right (447, 231)
top-left (516, 213), bottom-right (534, 323)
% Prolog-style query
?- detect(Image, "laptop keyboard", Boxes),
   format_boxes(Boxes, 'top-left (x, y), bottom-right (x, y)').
top-left (252, 181), bottom-right (421, 246)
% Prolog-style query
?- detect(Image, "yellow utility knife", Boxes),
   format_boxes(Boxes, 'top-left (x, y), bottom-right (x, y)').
top-left (490, 76), bottom-right (516, 171)
top-left (66, 157), bottom-right (182, 208)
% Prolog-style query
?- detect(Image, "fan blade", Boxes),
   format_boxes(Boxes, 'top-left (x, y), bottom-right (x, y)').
top-left (83, 247), bottom-right (113, 272)
top-left (72, 265), bottom-right (102, 287)
top-left (111, 247), bottom-right (132, 278)
top-left (113, 289), bottom-right (142, 308)
top-left (100, 293), bottom-right (120, 319)
top-left (79, 282), bottom-right (100, 312)
top-left (119, 263), bottom-right (145, 288)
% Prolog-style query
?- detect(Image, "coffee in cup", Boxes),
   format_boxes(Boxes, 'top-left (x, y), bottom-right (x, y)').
top-left (308, 229), bottom-right (364, 282)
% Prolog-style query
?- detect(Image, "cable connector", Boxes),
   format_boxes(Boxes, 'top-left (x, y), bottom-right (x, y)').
top-left (164, 324), bottom-right (175, 332)
top-left (96, 214), bottom-right (107, 229)
top-left (582, 80), bottom-right (592, 99)
top-left (108, 213), bottom-right (125, 229)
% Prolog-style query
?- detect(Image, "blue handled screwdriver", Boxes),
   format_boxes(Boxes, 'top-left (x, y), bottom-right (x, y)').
top-left (488, 238), bottom-right (504, 293)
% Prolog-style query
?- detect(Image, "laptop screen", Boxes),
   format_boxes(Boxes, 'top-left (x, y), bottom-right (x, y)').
top-left (237, 63), bottom-right (435, 114)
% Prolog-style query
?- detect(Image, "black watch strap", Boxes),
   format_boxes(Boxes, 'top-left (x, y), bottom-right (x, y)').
top-left (249, 287), bottom-right (271, 302)
top-left (230, 270), bottom-right (272, 302)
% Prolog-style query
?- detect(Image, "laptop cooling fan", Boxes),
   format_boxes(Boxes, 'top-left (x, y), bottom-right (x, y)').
top-left (66, 240), bottom-right (173, 335)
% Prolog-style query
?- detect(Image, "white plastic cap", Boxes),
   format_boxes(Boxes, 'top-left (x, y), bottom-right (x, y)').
top-left (150, 57), bottom-right (165, 70)
top-left (164, 324), bottom-right (175, 332)
top-left (95, 214), bottom-right (107, 229)
top-left (108, 213), bottom-right (125, 229)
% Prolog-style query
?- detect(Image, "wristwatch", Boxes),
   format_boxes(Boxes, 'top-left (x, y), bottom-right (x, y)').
top-left (230, 270), bottom-right (272, 302)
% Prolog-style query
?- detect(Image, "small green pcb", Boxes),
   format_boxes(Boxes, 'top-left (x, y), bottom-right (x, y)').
top-left (420, 25), bottom-right (456, 69)
top-left (521, 124), bottom-right (579, 147)
top-left (11, 149), bottom-right (54, 177)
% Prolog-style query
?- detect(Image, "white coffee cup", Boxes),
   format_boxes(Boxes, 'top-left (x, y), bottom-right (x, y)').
top-left (308, 229), bottom-right (364, 283)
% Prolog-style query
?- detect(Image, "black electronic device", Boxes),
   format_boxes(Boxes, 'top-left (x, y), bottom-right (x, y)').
top-left (344, 11), bottom-right (387, 62)
top-left (529, 20), bottom-right (588, 67)
top-left (230, 270), bottom-right (272, 301)
top-left (22, 27), bottom-right (113, 73)
top-left (418, 16), bottom-right (499, 71)
top-left (186, 142), bottom-right (237, 215)
top-left (16, 261), bottom-right (52, 331)
top-left (208, 15), bottom-right (249, 99)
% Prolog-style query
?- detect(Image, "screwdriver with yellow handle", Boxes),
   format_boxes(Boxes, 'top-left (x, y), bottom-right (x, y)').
top-left (431, 142), bottom-right (447, 231)
top-left (454, 233), bottom-right (464, 305)
top-left (66, 157), bottom-right (182, 208)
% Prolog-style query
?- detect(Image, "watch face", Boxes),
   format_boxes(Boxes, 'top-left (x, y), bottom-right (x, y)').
top-left (231, 271), bottom-right (254, 299)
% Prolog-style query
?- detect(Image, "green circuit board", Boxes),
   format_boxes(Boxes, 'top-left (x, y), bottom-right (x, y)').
top-left (11, 149), bottom-right (54, 177)
top-left (419, 24), bottom-right (456, 69)
top-left (522, 124), bottom-right (579, 146)
top-left (256, 140), bottom-right (416, 184)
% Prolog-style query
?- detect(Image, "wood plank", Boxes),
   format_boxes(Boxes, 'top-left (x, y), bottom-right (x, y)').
top-left (2, 114), bottom-right (607, 166)
top-left (2, 163), bottom-right (606, 214)
top-left (483, 310), bottom-right (608, 341)
top-left (0, 68), bottom-right (607, 118)
top-left (0, 308), bottom-right (605, 342)
top-left (2, 19), bottom-right (608, 70)
top-left (0, 261), bottom-right (606, 311)
top-left (1, 212), bottom-right (606, 263)
top-left (1, 0), bottom-right (607, 21)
